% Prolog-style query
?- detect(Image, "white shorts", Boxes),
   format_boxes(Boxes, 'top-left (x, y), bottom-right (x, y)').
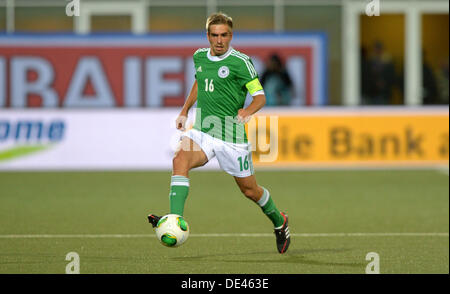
top-left (181, 128), bottom-right (254, 178)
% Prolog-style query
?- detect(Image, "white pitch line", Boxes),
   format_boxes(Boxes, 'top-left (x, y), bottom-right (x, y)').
top-left (0, 233), bottom-right (447, 239)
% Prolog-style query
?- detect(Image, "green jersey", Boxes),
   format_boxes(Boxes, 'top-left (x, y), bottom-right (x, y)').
top-left (192, 47), bottom-right (264, 144)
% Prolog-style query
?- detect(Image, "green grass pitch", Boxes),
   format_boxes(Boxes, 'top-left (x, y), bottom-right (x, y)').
top-left (0, 169), bottom-right (448, 274)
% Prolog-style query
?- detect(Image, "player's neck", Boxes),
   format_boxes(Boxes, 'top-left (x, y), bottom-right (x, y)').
top-left (207, 46), bottom-right (233, 62)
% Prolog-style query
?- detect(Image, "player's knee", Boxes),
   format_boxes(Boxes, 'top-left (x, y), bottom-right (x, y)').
top-left (172, 152), bottom-right (189, 171)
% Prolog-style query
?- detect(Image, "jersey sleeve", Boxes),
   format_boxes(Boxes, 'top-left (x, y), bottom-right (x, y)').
top-left (193, 56), bottom-right (198, 80)
top-left (193, 50), bottom-right (199, 79)
top-left (192, 48), bottom-right (208, 79)
top-left (235, 57), bottom-right (264, 96)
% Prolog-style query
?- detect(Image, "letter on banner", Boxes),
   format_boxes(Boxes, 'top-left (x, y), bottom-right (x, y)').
top-left (11, 57), bottom-right (58, 107)
top-left (65, 57), bottom-right (115, 107)
top-left (146, 57), bottom-right (183, 107)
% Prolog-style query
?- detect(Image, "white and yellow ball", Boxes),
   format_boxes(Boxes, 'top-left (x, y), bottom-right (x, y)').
top-left (155, 214), bottom-right (189, 247)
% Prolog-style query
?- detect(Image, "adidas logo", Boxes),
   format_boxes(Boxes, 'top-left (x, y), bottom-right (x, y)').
top-left (196, 66), bottom-right (202, 72)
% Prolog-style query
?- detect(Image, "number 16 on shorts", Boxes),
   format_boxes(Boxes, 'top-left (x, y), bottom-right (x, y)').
top-left (238, 155), bottom-right (250, 172)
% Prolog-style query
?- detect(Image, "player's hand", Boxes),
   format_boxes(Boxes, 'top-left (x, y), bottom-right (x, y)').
top-left (236, 109), bottom-right (252, 124)
top-left (176, 115), bottom-right (188, 131)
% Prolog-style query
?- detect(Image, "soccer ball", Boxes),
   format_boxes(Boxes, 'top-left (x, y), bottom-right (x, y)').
top-left (155, 214), bottom-right (189, 247)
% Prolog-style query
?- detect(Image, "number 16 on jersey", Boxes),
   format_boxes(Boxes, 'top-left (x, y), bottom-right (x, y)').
top-left (205, 79), bottom-right (214, 92)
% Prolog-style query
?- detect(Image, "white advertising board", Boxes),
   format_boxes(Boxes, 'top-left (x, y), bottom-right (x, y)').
top-left (1, 107), bottom-right (448, 170)
top-left (0, 109), bottom-right (221, 170)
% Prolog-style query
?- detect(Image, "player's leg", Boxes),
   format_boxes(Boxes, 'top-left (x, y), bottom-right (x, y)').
top-left (234, 175), bottom-right (290, 254)
top-left (233, 175), bottom-right (285, 228)
top-left (173, 135), bottom-right (209, 175)
top-left (148, 135), bottom-right (210, 227)
top-left (215, 141), bottom-right (285, 226)
top-left (169, 136), bottom-right (209, 216)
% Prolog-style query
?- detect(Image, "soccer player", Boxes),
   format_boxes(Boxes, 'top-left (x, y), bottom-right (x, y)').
top-left (148, 12), bottom-right (290, 254)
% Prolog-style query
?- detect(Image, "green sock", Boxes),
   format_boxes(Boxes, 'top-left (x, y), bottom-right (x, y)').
top-left (257, 187), bottom-right (285, 228)
top-left (169, 175), bottom-right (189, 216)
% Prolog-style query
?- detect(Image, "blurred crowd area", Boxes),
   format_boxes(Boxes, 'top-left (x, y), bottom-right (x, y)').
top-left (361, 40), bottom-right (449, 105)
top-left (360, 13), bottom-right (449, 105)
top-left (0, 0), bottom-right (448, 106)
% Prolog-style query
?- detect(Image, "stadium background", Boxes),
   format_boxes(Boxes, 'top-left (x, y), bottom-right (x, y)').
top-left (0, 0), bottom-right (448, 274)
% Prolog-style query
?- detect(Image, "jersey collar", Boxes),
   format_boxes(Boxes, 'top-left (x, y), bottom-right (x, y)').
top-left (207, 46), bottom-right (233, 62)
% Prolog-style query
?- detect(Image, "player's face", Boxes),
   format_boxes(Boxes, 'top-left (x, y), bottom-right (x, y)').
top-left (207, 24), bottom-right (233, 56)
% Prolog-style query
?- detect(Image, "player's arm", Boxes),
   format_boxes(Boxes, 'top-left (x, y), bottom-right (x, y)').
top-left (237, 78), bottom-right (266, 123)
top-left (237, 94), bottom-right (266, 123)
top-left (176, 80), bottom-right (198, 131)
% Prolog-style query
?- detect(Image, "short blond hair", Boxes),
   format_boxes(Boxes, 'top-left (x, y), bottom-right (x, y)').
top-left (206, 12), bottom-right (233, 33)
